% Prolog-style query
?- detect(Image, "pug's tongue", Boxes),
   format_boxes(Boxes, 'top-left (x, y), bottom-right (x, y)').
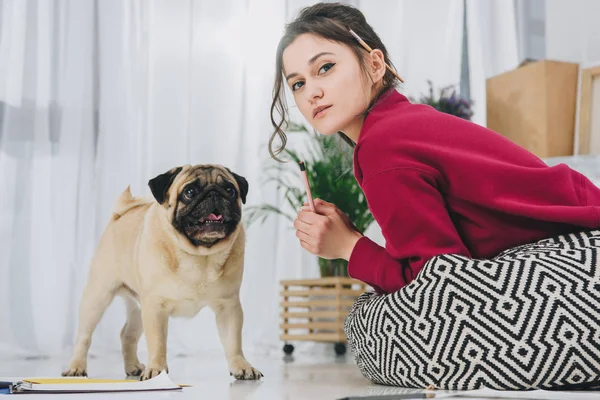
top-left (207, 213), bottom-right (223, 221)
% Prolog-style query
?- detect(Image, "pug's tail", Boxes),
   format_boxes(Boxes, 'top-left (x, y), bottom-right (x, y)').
top-left (112, 186), bottom-right (151, 220)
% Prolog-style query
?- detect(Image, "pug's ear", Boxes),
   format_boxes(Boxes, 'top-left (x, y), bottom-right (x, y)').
top-left (148, 167), bottom-right (182, 204)
top-left (226, 168), bottom-right (249, 204)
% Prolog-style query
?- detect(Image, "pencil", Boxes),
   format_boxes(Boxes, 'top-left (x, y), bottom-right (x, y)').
top-left (299, 161), bottom-right (316, 212)
top-left (349, 29), bottom-right (404, 83)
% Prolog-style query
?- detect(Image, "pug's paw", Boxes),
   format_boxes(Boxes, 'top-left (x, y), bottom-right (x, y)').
top-left (125, 362), bottom-right (146, 377)
top-left (140, 364), bottom-right (168, 381)
top-left (229, 357), bottom-right (263, 380)
top-left (62, 361), bottom-right (88, 377)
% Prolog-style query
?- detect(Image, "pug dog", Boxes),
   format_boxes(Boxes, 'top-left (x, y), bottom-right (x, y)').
top-left (62, 164), bottom-right (262, 381)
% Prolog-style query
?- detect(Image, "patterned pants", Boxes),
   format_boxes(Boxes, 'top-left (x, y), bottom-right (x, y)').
top-left (344, 230), bottom-right (600, 390)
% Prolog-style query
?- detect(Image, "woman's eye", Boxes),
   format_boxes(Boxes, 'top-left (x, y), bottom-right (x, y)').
top-left (291, 81), bottom-right (304, 92)
top-left (319, 63), bottom-right (335, 74)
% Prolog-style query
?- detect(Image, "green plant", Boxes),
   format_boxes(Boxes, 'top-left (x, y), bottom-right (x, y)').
top-left (412, 80), bottom-right (474, 120)
top-left (246, 124), bottom-right (374, 277)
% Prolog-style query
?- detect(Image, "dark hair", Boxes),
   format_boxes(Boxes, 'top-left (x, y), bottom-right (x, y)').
top-left (269, 2), bottom-right (400, 161)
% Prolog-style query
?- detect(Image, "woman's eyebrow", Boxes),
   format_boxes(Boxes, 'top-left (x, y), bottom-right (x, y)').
top-left (307, 51), bottom-right (335, 65)
top-left (286, 52), bottom-right (335, 82)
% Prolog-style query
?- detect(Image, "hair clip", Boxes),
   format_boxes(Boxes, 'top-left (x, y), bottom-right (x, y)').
top-left (349, 29), bottom-right (404, 83)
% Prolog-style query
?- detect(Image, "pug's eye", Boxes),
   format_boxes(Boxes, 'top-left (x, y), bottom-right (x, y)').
top-left (183, 185), bottom-right (199, 200)
top-left (226, 187), bottom-right (236, 198)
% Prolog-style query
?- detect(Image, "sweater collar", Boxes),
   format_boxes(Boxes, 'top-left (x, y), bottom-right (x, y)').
top-left (352, 88), bottom-right (408, 182)
top-left (367, 87), bottom-right (408, 116)
top-left (357, 88), bottom-right (408, 141)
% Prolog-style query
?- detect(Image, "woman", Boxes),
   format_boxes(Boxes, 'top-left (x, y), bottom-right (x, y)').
top-left (271, 2), bottom-right (600, 391)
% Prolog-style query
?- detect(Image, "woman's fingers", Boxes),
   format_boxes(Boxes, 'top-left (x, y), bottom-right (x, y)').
top-left (304, 198), bottom-right (334, 208)
top-left (299, 239), bottom-right (313, 253)
top-left (297, 210), bottom-right (325, 224)
top-left (301, 203), bottom-right (336, 216)
top-left (293, 216), bottom-right (312, 232)
top-left (316, 203), bottom-right (336, 215)
top-left (296, 229), bottom-right (312, 243)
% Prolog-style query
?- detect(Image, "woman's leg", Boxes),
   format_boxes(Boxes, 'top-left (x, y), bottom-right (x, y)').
top-left (345, 230), bottom-right (600, 390)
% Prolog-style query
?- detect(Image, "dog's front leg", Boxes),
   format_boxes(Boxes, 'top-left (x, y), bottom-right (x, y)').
top-left (140, 298), bottom-right (169, 381)
top-left (211, 298), bottom-right (263, 380)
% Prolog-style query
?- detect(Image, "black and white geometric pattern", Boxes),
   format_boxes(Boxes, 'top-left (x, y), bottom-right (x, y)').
top-left (344, 230), bottom-right (600, 390)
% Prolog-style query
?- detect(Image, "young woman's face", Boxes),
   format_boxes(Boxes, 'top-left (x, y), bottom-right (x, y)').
top-left (282, 33), bottom-right (373, 136)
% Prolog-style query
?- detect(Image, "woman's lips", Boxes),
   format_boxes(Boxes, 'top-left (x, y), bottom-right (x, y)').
top-left (313, 105), bottom-right (332, 119)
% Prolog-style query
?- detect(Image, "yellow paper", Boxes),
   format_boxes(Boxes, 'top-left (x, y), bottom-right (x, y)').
top-left (23, 377), bottom-right (191, 387)
top-left (24, 378), bottom-right (136, 384)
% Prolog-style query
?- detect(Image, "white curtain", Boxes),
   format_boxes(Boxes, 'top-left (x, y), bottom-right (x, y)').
top-left (0, 0), bottom-right (518, 360)
top-left (0, 0), bottom-right (99, 357)
top-left (0, 0), bottom-right (300, 359)
top-left (466, 0), bottom-right (519, 126)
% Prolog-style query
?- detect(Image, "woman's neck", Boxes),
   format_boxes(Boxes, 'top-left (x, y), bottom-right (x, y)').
top-left (341, 85), bottom-right (389, 143)
top-left (340, 118), bottom-right (365, 144)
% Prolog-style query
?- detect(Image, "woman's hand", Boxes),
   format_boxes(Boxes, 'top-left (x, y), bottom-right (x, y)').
top-left (293, 199), bottom-right (363, 260)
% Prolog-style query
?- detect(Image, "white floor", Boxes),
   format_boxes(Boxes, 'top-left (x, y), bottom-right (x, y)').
top-left (1, 350), bottom-right (595, 399)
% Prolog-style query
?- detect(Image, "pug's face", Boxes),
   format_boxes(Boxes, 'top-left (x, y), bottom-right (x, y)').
top-left (148, 164), bottom-right (248, 248)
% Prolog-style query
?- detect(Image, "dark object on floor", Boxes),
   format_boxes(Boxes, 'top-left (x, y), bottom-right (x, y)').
top-left (334, 342), bottom-right (347, 356)
top-left (283, 343), bottom-right (294, 355)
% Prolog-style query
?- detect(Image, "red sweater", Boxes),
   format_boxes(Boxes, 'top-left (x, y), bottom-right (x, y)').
top-left (348, 89), bottom-right (600, 294)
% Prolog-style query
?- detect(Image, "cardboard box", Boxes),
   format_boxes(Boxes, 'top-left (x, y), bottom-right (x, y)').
top-left (486, 60), bottom-right (579, 157)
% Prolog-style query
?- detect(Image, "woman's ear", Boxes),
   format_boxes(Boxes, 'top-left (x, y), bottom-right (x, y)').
top-left (368, 49), bottom-right (387, 84)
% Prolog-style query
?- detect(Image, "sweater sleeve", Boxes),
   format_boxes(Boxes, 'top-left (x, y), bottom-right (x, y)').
top-left (348, 168), bottom-right (471, 294)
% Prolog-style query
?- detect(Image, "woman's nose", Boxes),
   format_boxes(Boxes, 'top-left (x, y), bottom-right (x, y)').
top-left (305, 82), bottom-right (324, 104)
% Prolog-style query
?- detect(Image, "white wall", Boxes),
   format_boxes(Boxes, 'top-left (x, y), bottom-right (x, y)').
top-left (545, 0), bottom-right (600, 64)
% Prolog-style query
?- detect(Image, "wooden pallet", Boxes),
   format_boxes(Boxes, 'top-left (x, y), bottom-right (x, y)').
top-left (279, 277), bottom-right (367, 344)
